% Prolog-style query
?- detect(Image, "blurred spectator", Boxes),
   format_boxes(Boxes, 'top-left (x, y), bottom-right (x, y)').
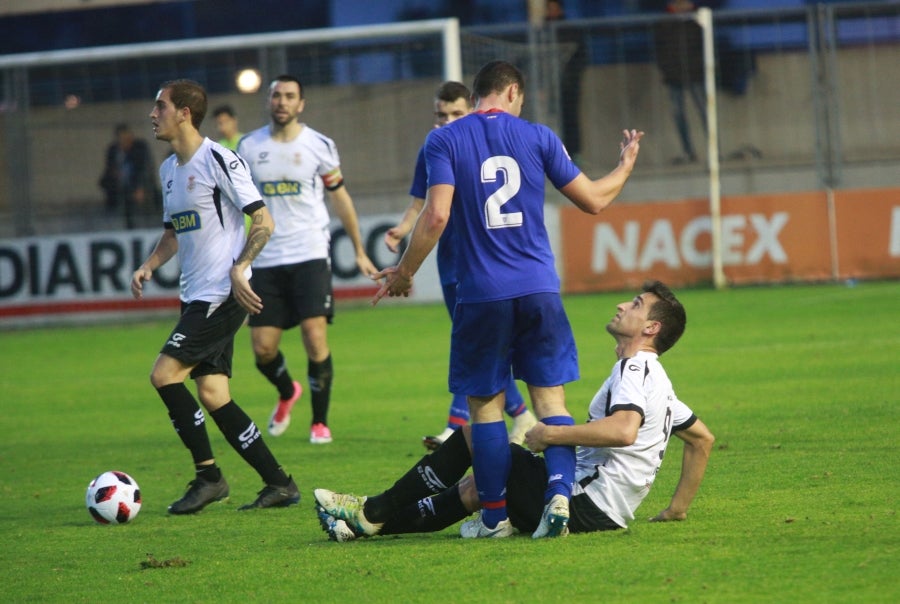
top-left (653, 0), bottom-right (707, 164)
top-left (98, 123), bottom-right (159, 229)
top-left (213, 105), bottom-right (244, 151)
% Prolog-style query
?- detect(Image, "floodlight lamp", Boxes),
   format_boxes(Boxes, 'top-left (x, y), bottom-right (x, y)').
top-left (236, 68), bottom-right (262, 93)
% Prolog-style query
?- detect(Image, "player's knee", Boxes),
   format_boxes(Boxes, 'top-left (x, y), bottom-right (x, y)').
top-left (149, 366), bottom-right (174, 390)
top-left (302, 333), bottom-right (329, 359)
top-left (300, 320), bottom-right (328, 354)
top-left (150, 354), bottom-right (191, 390)
top-left (251, 341), bottom-right (278, 363)
top-left (531, 401), bottom-right (569, 421)
top-left (149, 371), bottom-right (164, 389)
top-left (196, 391), bottom-right (224, 412)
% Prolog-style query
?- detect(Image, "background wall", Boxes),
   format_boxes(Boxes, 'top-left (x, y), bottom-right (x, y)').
top-left (3, 40), bottom-right (897, 236)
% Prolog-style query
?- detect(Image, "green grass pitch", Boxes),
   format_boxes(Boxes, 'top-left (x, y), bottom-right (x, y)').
top-left (1, 280), bottom-right (897, 602)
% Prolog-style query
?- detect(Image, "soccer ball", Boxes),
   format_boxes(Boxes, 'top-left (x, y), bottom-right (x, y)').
top-left (85, 471), bottom-right (142, 524)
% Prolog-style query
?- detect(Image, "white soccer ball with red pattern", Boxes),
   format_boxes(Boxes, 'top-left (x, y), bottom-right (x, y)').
top-left (85, 471), bottom-right (142, 524)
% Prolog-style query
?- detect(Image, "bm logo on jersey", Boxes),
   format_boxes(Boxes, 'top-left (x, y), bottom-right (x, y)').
top-left (261, 180), bottom-right (301, 196)
top-left (171, 210), bottom-right (201, 233)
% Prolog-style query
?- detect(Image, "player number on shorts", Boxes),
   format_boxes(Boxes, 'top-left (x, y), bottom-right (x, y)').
top-left (481, 155), bottom-right (523, 229)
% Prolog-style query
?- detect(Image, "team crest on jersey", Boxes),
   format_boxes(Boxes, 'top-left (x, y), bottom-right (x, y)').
top-left (171, 210), bottom-right (201, 233)
top-left (260, 180), bottom-right (301, 196)
top-left (187, 175), bottom-right (196, 191)
top-left (258, 151), bottom-right (270, 164)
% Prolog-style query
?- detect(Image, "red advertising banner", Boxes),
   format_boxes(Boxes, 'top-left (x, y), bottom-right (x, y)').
top-left (560, 188), bottom-right (900, 293)
top-left (832, 188), bottom-right (900, 280)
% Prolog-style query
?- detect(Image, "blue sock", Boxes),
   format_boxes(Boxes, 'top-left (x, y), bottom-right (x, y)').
top-left (471, 420), bottom-right (510, 528)
top-left (541, 415), bottom-right (576, 502)
top-left (447, 394), bottom-right (470, 430)
top-left (502, 375), bottom-right (526, 417)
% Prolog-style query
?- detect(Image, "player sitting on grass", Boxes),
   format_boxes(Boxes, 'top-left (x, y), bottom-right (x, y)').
top-left (314, 280), bottom-right (714, 540)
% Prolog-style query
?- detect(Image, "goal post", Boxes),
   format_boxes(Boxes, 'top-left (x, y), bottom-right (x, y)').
top-left (0, 18), bottom-right (463, 75)
top-left (697, 7), bottom-right (727, 290)
top-left (0, 18), bottom-right (463, 238)
top-left (0, 18), bottom-right (464, 325)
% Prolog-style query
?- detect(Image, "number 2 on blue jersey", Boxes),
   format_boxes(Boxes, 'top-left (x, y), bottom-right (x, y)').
top-left (481, 155), bottom-right (523, 229)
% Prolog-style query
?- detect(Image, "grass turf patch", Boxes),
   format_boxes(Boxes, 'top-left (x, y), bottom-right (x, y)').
top-left (1, 280), bottom-right (897, 602)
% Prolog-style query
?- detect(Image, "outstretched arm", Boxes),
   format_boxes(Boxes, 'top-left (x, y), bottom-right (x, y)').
top-left (372, 184), bottom-right (450, 305)
top-left (560, 129), bottom-right (644, 215)
top-left (384, 196), bottom-right (425, 253)
top-left (525, 408), bottom-right (642, 452)
top-left (650, 418), bottom-right (715, 522)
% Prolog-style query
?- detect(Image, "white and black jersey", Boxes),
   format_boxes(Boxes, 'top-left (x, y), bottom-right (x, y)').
top-left (573, 350), bottom-right (697, 528)
top-left (159, 138), bottom-right (264, 304)
top-left (238, 124), bottom-right (344, 268)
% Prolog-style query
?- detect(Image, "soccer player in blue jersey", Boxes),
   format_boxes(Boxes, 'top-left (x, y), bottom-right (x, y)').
top-left (384, 81), bottom-right (537, 450)
top-left (372, 60), bottom-right (644, 538)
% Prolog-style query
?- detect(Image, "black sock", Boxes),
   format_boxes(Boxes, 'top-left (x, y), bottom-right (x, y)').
top-left (309, 355), bottom-right (333, 425)
top-left (380, 486), bottom-right (471, 535)
top-left (195, 463), bottom-right (222, 483)
top-left (156, 383), bottom-right (214, 464)
top-left (364, 428), bottom-right (472, 523)
top-left (256, 351), bottom-right (295, 401)
top-left (210, 401), bottom-right (289, 486)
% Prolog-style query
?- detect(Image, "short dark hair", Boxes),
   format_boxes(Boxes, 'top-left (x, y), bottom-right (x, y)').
top-left (435, 81), bottom-right (471, 106)
top-left (160, 79), bottom-right (207, 129)
top-left (212, 104), bottom-right (236, 118)
top-left (270, 74), bottom-right (304, 99)
top-left (643, 280), bottom-right (687, 355)
top-left (472, 60), bottom-right (525, 100)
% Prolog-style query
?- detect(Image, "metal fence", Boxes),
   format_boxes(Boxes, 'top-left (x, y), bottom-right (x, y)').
top-left (0, 2), bottom-right (897, 238)
top-left (467, 2), bottom-right (899, 199)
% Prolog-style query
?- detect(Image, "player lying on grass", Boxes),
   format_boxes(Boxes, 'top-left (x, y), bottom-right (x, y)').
top-left (314, 280), bottom-right (714, 539)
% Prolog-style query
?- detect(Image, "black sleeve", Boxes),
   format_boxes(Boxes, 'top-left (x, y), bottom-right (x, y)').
top-left (242, 200), bottom-right (265, 215)
top-left (672, 414), bottom-right (698, 432)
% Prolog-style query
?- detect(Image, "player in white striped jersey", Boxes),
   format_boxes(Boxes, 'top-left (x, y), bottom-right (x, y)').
top-left (156, 137), bottom-right (259, 305)
top-left (314, 281), bottom-right (714, 539)
top-left (566, 350), bottom-right (698, 527)
top-left (238, 75), bottom-right (378, 444)
top-left (132, 79), bottom-right (300, 514)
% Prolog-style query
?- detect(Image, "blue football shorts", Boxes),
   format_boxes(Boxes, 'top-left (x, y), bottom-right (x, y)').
top-left (449, 292), bottom-right (579, 396)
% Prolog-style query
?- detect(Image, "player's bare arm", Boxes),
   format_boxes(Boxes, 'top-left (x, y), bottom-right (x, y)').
top-left (524, 409), bottom-right (642, 453)
top-left (384, 197), bottom-right (425, 253)
top-left (327, 186), bottom-right (378, 277)
top-left (237, 205), bottom-right (274, 265)
top-left (561, 129), bottom-right (644, 214)
top-left (131, 228), bottom-right (178, 299)
top-left (230, 205), bottom-right (274, 314)
top-left (650, 418), bottom-right (715, 522)
top-left (372, 185), bottom-right (450, 305)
